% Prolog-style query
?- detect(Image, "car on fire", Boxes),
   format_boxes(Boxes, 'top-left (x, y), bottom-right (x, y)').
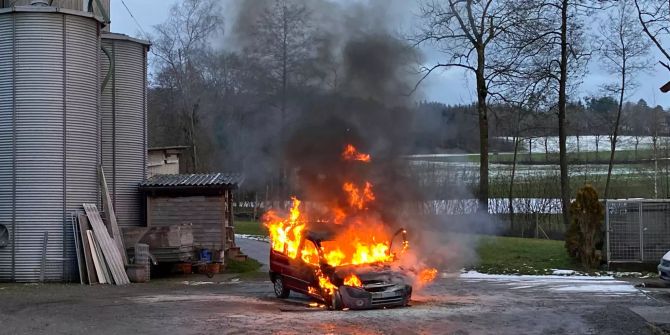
top-left (659, 250), bottom-right (670, 282)
top-left (269, 228), bottom-right (412, 310)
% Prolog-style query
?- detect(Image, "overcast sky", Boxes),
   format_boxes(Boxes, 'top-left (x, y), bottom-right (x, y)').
top-left (110, 0), bottom-right (670, 108)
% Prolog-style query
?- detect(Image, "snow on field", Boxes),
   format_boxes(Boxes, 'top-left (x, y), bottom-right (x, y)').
top-left (460, 271), bottom-right (640, 295)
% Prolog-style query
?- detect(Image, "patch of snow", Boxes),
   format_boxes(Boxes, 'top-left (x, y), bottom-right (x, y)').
top-left (552, 284), bottom-right (639, 293)
top-left (460, 271), bottom-right (615, 280)
top-left (181, 281), bottom-right (215, 286)
top-left (460, 271), bottom-right (640, 295)
top-left (551, 269), bottom-right (576, 276)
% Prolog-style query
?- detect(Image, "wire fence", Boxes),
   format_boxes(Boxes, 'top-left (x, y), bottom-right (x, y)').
top-left (606, 199), bottom-right (670, 263)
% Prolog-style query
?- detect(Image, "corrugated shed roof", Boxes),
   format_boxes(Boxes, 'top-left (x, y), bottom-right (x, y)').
top-left (140, 173), bottom-right (243, 189)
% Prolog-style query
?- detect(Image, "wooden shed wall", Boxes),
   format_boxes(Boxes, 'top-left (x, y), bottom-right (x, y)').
top-left (148, 195), bottom-right (229, 249)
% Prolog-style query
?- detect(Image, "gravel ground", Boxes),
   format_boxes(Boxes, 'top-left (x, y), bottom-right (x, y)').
top-left (0, 269), bottom-right (667, 335)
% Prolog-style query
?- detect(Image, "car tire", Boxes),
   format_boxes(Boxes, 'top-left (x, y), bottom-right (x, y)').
top-left (273, 275), bottom-right (290, 298)
top-left (330, 290), bottom-right (344, 310)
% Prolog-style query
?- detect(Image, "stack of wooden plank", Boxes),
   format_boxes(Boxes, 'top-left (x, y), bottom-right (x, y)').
top-left (71, 167), bottom-right (131, 285)
top-left (71, 205), bottom-right (130, 285)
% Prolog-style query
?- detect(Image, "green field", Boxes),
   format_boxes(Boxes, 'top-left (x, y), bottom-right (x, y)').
top-left (472, 235), bottom-right (576, 274)
top-left (224, 258), bottom-right (262, 273)
top-left (234, 220), bottom-right (268, 236)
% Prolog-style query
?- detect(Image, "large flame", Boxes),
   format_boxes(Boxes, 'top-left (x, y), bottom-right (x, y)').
top-left (342, 144), bottom-right (371, 162)
top-left (264, 144), bottom-right (437, 296)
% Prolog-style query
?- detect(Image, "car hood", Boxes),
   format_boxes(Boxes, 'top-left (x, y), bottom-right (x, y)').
top-left (663, 251), bottom-right (670, 261)
top-left (333, 264), bottom-right (408, 285)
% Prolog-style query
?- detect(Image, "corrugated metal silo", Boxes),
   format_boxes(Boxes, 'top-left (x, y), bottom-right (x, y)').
top-left (100, 33), bottom-right (149, 229)
top-left (0, 6), bottom-right (101, 282)
top-left (1, 0), bottom-right (110, 13)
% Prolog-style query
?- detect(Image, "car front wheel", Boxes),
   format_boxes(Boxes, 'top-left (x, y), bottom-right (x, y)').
top-left (273, 275), bottom-right (290, 298)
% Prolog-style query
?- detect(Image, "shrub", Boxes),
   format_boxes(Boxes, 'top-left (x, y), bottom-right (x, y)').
top-left (565, 184), bottom-right (604, 269)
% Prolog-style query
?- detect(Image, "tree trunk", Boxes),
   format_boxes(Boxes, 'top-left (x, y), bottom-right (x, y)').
top-left (604, 66), bottom-right (626, 199)
top-left (654, 135), bottom-right (658, 198)
top-left (476, 46), bottom-right (489, 214)
top-left (279, 9), bottom-right (289, 207)
top-left (189, 104), bottom-right (199, 172)
top-left (576, 135), bottom-right (580, 153)
top-left (509, 136), bottom-right (520, 229)
top-left (558, 0), bottom-right (571, 227)
top-left (544, 136), bottom-right (549, 161)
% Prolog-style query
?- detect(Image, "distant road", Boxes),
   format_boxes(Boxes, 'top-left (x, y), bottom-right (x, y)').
top-left (236, 237), bottom-right (269, 272)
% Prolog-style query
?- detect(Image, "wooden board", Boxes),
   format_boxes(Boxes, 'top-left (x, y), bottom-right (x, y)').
top-left (78, 213), bottom-right (98, 284)
top-left (87, 230), bottom-right (107, 284)
top-left (84, 203), bottom-right (130, 285)
top-left (92, 232), bottom-right (112, 284)
top-left (100, 167), bottom-right (128, 265)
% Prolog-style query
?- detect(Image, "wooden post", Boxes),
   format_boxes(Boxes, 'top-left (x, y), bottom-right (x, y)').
top-left (228, 190), bottom-right (234, 228)
top-left (253, 192), bottom-right (258, 221)
top-left (146, 196), bottom-right (152, 228)
top-left (221, 192), bottom-right (227, 253)
top-left (77, 213), bottom-right (97, 284)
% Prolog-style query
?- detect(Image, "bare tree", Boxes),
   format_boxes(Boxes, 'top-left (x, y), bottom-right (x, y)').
top-left (246, 0), bottom-right (314, 202)
top-left (634, 0), bottom-right (670, 73)
top-left (151, 0), bottom-right (223, 172)
top-left (599, 1), bottom-right (651, 199)
top-left (413, 0), bottom-right (518, 213)
top-left (500, 0), bottom-right (592, 226)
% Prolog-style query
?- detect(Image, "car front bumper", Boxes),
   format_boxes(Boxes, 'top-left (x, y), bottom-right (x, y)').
top-left (338, 284), bottom-right (411, 310)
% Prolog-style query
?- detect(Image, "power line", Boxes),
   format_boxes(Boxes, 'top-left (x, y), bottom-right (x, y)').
top-left (120, 0), bottom-right (148, 37)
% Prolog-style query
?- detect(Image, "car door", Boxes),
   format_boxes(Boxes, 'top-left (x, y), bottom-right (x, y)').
top-left (286, 239), bottom-right (320, 296)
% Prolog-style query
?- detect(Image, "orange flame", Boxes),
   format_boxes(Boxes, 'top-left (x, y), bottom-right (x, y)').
top-left (317, 269), bottom-right (337, 295)
top-left (342, 144), bottom-right (371, 163)
top-left (342, 181), bottom-right (376, 210)
top-left (264, 144), bottom-right (439, 296)
top-left (265, 197), bottom-right (305, 259)
top-left (418, 268), bottom-right (438, 284)
top-left (344, 274), bottom-right (362, 287)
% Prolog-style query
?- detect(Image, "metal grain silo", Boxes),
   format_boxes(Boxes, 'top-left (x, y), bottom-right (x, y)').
top-left (100, 33), bottom-right (149, 229)
top-left (0, 6), bottom-right (101, 282)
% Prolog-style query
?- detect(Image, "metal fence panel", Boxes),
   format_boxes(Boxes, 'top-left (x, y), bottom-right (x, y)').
top-left (607, 201), bottom-right (642, 262)
top-left (641, 202), bottom-right (670, 262)
top-left (607, 200), bottom-right (670, 264)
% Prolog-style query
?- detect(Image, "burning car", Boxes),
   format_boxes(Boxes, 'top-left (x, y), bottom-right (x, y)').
top-left (270, 227), bottom-right (412, 309)
top-left (264, 144), bottom-right (437, 310)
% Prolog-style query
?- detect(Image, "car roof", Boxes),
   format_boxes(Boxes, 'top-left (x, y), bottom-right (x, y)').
top-left (304, 225), bottom-right (338, 242)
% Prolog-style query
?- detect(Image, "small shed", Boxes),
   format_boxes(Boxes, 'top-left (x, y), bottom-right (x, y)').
top-left (139, 173), bottom-right (245, 261)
